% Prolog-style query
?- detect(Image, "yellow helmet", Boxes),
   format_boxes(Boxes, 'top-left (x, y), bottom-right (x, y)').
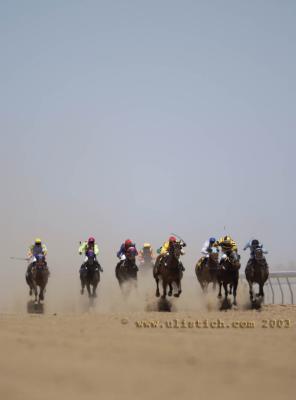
top-left (143, 243), bottom-right (151, 248)
top-left (35, 238), bottom-right (42, 244)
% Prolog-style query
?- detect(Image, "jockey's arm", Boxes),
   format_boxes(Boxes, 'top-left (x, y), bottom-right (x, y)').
top-left (243, 241), bottom-right (251, 251)
top-left (94, 244), bottom-right (99, 256)
top-left (79, 242), bottom-right (86, 255)
top-left (42, 244), bottom-right (48, 256)
top-left (27, 245), bottom-right (34, 258)
top-left (160, 242), bottom-right (169, 255)
top-left (201, 241), bottom-right (210, 255)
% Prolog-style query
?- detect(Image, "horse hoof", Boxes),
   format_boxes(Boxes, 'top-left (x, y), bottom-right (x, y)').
top-left (80, 290), bottom-right (84, 295)
top-left (156, 291), bottom-right (160, 298)
top-left (218, 294), bottom-right (222, 299)
top-left (29, 290), bottom-right (32, 296)
top-left (161, 295), bottom-right (166, 299)
top-left (168, 292), bottom-right (172, 297)
top-left (174, 293), bottom-right (180, 298)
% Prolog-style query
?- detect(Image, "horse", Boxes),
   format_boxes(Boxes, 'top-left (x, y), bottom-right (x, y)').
top-left (80, 251), bottom-right (101, 298)
top-left (115, 252), bottom-right (138, 292)
top-left (153, 241), bottom-right (184, 299)
top-left (217, 252), bottom-right (241, 307)
top-left (26, 255), bottom-right (49, 304)
top-left (245, 247), bottom-right (269, 305)
top-left (195, 248), bottom-right (219, 292)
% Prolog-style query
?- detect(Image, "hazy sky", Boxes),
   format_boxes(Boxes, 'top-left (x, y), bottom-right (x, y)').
top-left (1, 0), bottom-right (296, 278)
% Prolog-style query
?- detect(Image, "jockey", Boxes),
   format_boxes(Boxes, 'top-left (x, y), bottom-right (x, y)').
top-left (244, 239), bottom-right (268, 258)
top-left (117, 239), bottom-right (138, 261)
top-left (139, 243), bottom-right (154, 262)
top-left (155, 236), bottom-right (185, 272)
top-left (244, 238), bottom-right (268, 269)
top-left (199, 237), bottom-right (217, 269)
top-left (159, 236), bottom-right (178, 254)
top-left (214, 235), bottom-right (239, 263)
top-left (117, 246), bottom-right (139, 271)
top-left (79, 237), bottom-right (103, 272)
top-left (201, 237), bottom-right (217, 257)
top-left (27, 238), bottom-right (48, 273)
top-left (27, 238), bottom-right (47, 261)
top-left (126, 246), bottom-right (139, 269)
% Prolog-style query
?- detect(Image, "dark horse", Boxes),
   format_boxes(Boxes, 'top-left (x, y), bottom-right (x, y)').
top-left (195, 248), bottom-right (219, 292)
top-left (217, 252), bottom-right (241, 307)
top-left (115, 251), bottom-right (138, 293)
top-left (153, 241), bottom-right (184, 299)
top-left (26, 255), bottom-right (49, 304)
top-left (80, 251), bottom-right (101, 298)
top-left (245, 247), bottom-right (269, 305)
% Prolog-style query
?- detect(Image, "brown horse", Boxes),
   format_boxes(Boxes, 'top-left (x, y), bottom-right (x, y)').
top-left (195, 248), bottom-right (219, 292)
top-left (153, 241), bottom-right (184, 299)
top-left (217, 252), bottom-right (241, 306)
top-left (245, 247), bottom-right (269, 305)
top-left (26, 257), bottom-right (49, 304)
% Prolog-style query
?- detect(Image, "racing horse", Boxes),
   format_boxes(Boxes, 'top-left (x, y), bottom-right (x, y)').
top-left (115, 247), bottom-right (138, 292)
top-left (217, 252), bottom-right (241, 306)
top-left (195, 247), bottom-right (219, 292)
top-left (26, 254), bottom-right (49, 304)
top-left (245, 247), bottom-right (269, 305)
top-left (153, 241), bottom-right (184, 299)
top-left (80, 250), bottom-right (101, 298)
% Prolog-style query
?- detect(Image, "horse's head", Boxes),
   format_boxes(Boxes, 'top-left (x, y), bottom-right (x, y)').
top-left (35, 254), bottom-right (46, 269)
top-left (225, 252), bottom-right (241, 270)
top-left (209, 247), bottom-right (219, 263)
top-left (169, 241), bottom-right (183, 259)
top-left (254, 247), bottom-right (264, 261)
top-left (86, 250), bottom-right (96, 265)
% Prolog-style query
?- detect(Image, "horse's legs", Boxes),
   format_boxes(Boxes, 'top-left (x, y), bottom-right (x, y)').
top-left (174, 279), bottom-right (182, 297)
top-left (155, 276), bottom-right (160, 297)
top-left (80, 278), bottom-right (85, 295)
top-left (248, 281), bottom-right (254, 302)
top-left (92, 282), bottom-right (98, 298)
top-left (32, 282), bottom-right (38, 303)
top-left (161, 280), bottom-right (167, 299)
top-left (232, 280), bottom-right (238, 306)
top-left (223, 282), bottom-right (228, 300)
top-left (168, 283), bottom-right (173, 297)
top-left (229, 283), bottom-right (233, 295)
top-left (258, 282), bottom-right (264, 298)
top-left (39, 286), bottom-right (45, 302)
top-left (86, 283), bottom-right (92, 298)
top-left (218, 282), bottom-right (222, 298)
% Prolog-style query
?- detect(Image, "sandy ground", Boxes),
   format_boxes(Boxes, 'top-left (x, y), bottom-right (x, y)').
top-left (0, 271), bottom-right (295, 400)
top-left (0, 303), bottom-right (295, 400)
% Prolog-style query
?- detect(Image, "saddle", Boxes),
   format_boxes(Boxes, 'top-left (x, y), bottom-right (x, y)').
top-left (119, 260), bottom-right (138, 272)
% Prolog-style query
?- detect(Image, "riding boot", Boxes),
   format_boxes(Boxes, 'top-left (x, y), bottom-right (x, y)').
top-left (179, 262), bottom-right (185, 272)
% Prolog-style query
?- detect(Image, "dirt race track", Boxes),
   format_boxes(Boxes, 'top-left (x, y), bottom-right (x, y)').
top-left (0, 304), bottom-right (295, 400)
